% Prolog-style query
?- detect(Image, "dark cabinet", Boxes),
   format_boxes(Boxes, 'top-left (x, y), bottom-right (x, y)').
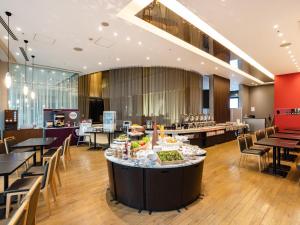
top-left (113, 164), bottom-right (144, 209)
top-left (106, 161), bottom-right (116, 200)
top-left (145, 168), bottom-right (183, 211)
top-left (182, 162), bottom-right (203, 206)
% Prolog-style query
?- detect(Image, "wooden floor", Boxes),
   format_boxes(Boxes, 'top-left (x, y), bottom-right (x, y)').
top-left (3, 140), bottom-right (300, 225)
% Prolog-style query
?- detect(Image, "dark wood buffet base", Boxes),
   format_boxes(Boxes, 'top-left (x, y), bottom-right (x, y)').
top-left (187, 130), bottom-right (237, 148)
top-left (106, 160), bottom-right (204, 213)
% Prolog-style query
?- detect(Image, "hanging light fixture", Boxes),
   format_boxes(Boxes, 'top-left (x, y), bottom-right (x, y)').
top-left (23, 40), bottom-right (29, 96)
top-left (30, 55), bottom-right (35, 99)
top-left (4, 12), bottom-right (12, 88)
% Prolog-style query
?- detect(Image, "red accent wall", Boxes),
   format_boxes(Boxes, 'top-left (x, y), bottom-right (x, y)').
top-left (274, 72), bottom-right (300, 129)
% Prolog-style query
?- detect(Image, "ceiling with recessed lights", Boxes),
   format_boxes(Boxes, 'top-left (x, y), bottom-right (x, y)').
top-left (0, 0), bottom-right (299, 90)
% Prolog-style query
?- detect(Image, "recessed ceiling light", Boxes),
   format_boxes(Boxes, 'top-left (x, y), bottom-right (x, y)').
top-left (215, 67), bottom-right (218, 70)
top-left (73, 47), bottom-right (83, 52)
top-left (177, 57), bottom-right (181, 61)
top-left (277, 32), bottom-right (283, 37)
top-left (273, 24), bottom-right (279, 29)
top-left (41, 69), bottom-right (44, 72)
top-left (201, 62), bottom-right (204, 65)
top-left (98, 26), bottom-right (103, 31)
top-left (146, 56), bottom-right (150, 60)
top-left (282, 40), bottom-right (286, 44)
top-left (28, 48), bottom-right (32, 52)
top-left (3, 35), bottom-right (8, 40)
top-left (290, 55), bottom-right (294, 58)
top-left (16, 52), bottom-right (20, 56)
top-left (83, 66), bottom-right (87, 70)
top-left (292, 58), bottom-right (296, 62)
top-left (288, 50), bottom-right (292, 54)
top-left (101, 22), bottom-right (109, 27)
top-left (98, 62), bottom-right (102, 65)
top-left (138, 41), bottom-right (142, 46)
top-left (113, 32), bottom-right (118, 37)
top-left (16, 65), bottom-right (19, 68)
top-left (126, 36), bottom-right (131, 41)
top-left (62, 72), bottom-right (65, 75)
top-left (16, 27), bottom-right (21, 31)
top-left (51, 71), bottom-right (55, 74)
top-left (116, 57), bottom-right (120, 61)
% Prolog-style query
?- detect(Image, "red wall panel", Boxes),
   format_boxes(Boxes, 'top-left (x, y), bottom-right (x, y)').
top-left (274, 72), bottom-right (300, 129)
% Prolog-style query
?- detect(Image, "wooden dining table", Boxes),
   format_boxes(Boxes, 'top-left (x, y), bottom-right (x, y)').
top-left (279, 129), bottom-right (300, 135)
top-left (255, 138), bottom-right (299, 177)
top-left (11, 137), bottom-right (56, 165)
top-left (269, 133), bottom-right (300, 162)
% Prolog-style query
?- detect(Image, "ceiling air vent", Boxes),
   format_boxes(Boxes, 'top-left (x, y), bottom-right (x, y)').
top-left (94, 37), bottom-right (114, 48)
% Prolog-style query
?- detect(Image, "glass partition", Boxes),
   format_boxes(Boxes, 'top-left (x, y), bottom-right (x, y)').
top-left (8, 63), bottom-right (78, 128)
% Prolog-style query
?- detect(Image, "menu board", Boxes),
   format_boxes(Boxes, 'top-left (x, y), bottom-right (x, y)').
top-left (103, 111), bottom-right (116, 132)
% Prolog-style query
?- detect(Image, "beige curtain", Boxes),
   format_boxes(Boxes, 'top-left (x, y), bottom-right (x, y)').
top-left (102, 67), bottom-right (202, 125)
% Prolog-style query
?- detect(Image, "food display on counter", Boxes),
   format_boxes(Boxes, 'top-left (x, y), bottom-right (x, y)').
top-left (114, 134), bottom-right (129, 142)
top-left (130, 136), bottom-right (151, 152)
top-left (128, 124), bottom-right (145, 136)
top-left (156, 150), bottom-right (185, 165)
top-left (106, 134), bottom-right (206, 166)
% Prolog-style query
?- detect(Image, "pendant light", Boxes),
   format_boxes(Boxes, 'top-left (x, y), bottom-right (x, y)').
top-left (4, 12), bottom-right (12, 88)
top-left (23, 40), bottom-right (29, 96)
top-left (30, 55), bottom-right (35, 99)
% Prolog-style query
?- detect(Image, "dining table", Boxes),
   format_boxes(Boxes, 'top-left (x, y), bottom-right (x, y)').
top-left (279, 129), bottom-right (300, 135)
top-left (255, 138), bottom-right (299, 177)
top-left (0, 152), bottom-right (36, 219)
top-left (269, 133), bottom-right (300, 161)
top-left (10, 137), bottom-right (56, 165)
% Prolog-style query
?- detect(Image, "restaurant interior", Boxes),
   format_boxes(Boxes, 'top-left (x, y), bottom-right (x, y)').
top-left (0, 0), bottom-right (300, 224)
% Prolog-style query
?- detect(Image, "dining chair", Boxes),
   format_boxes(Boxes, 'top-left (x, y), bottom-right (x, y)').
top-left (4, 137), bottom-right (33, 154)
top-left (3, 136), bottom-right (32, 175)
top-left (7, 198), bottom-right (29, 225)
top-left (237, 136), bottom-right (266, 172)
top-left (5, 176), bottom-right (42, 220)
top-left (23, 146), bottom-right (62, 191)
top-left (5, 151), bottom-right (58, 216)
top-left (43, 136), bottom-right (69, 172)
top-left (245, 134), bottom-right (270, 164)
top-left (76, 122), bottom-right (92, 147)
top-left (255, 130), bottom-right (266, 141)
top-left (273, 125), bottom-right (279, 133)
top-left (265, 127), bottom-right (275, 138)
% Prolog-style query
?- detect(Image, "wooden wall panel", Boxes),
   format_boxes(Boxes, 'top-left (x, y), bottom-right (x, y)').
top-left (212, 75), bottom-right (230, 123)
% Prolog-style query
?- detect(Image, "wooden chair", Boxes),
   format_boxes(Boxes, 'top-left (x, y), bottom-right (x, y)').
top-left (5, 150), bottom-right (58, 217)
top-left (7, 198), bottom-right (29, 225)
top-left (66, 134), bottom-right (72, 161)
top-left (3, 137), bottom-right (32, 174)
top-left (22, 146), bottom-right (62, 192)
top-left (274, 125), bottom-right (279, 133)
top-left (255, 130), bottom-right (266, 141)
top-left (44, 137), bottom-right (69, 172)
top-left (245, 134), bottom-right (270, 164)
top-left (265, 127), bottom-right (275, 138)
top-left (237, 136), bottom-right (266, 172)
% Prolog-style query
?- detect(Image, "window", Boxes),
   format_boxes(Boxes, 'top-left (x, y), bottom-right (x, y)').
top-left (230, 98), bottom-right (239, 109)
top-left (8, 64), bottom-right (78, 128)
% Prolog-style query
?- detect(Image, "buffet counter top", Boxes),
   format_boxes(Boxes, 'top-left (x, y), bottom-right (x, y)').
top-left (105, 151), bottom-right (205, 169)
top-left (145, 124), bottom-right (246, 135)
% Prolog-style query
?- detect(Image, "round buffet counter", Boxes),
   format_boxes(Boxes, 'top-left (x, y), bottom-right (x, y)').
top-left (105, 151), bottom-right (205, 212)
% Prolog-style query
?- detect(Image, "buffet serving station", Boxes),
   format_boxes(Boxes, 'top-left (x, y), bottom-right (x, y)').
top-left (145, 122), bottom-right (247, 148)
top-left (105, 134), bottom-right (206, 213)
